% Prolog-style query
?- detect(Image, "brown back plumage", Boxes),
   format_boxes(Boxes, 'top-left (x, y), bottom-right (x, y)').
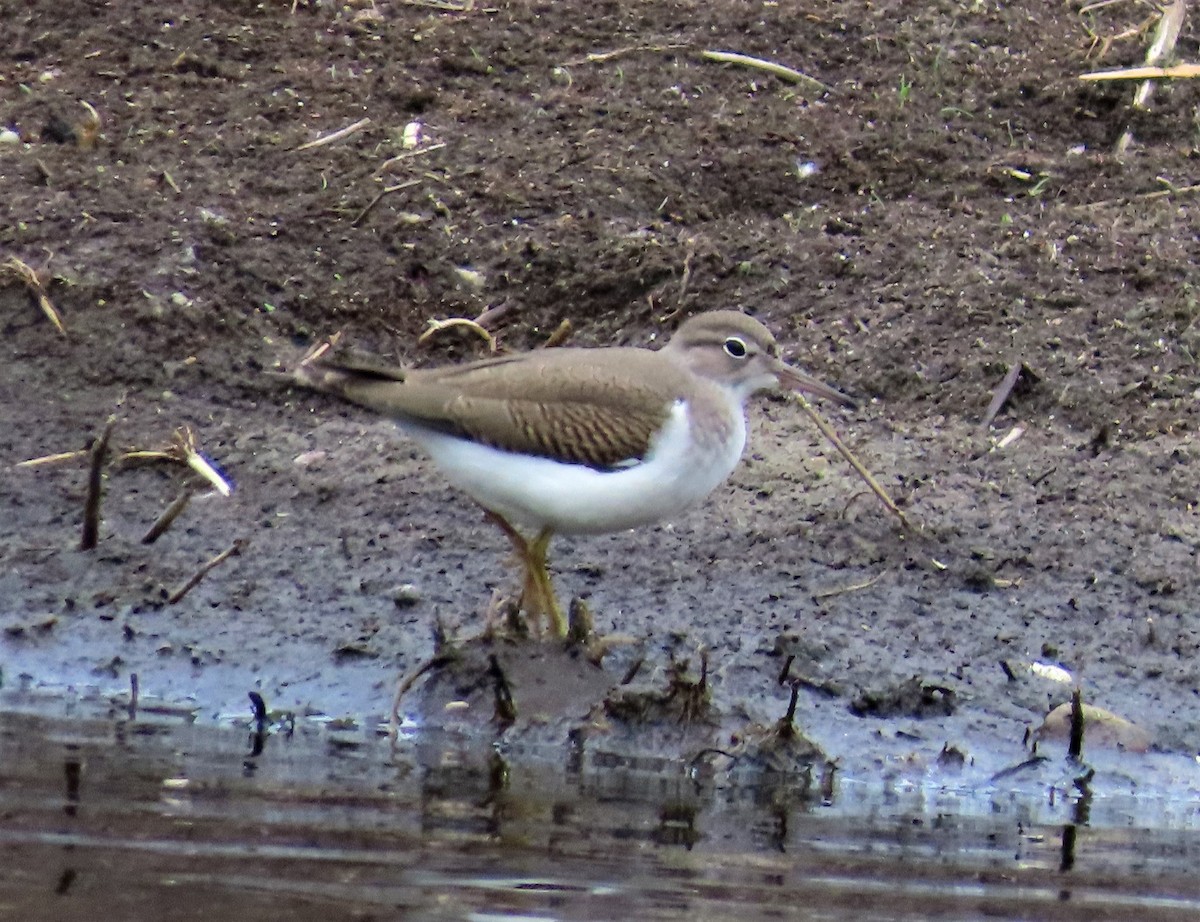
top-left (294, 346), bottom-right (695, 469)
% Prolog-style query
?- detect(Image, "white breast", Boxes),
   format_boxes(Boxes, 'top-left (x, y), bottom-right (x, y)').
top-left (406, 396), bottom-right (747, 535)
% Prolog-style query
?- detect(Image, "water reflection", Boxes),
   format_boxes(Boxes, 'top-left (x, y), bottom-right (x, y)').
top-left (2, 696), bottom-right (1200, 920)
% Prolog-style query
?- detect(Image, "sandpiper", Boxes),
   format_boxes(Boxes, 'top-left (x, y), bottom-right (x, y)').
top-left (295, 310), bottom-right (852, 635)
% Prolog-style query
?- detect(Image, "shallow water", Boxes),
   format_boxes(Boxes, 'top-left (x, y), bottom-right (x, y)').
top-left (3, 690), bottom-right (1200, 921)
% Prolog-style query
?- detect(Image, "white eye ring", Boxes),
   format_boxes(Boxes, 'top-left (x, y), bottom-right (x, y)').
top-left (723, 336), bottom-right (748, 358)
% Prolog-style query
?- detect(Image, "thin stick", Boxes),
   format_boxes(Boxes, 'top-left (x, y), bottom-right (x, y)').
top-left (473, 303), bottom-right (514, 329)
top-left (1080, 61), bottom-right (1200, 81)
top-left (701, 50), bottom-right (830, 93)
top-left (351, 178), bottom-right (422, 228)
top-left (375, 141), bottom-right (446, 173)
top-left (564, 42), bottom-right (690, 66)
top-left (981, 360), bottom-right (1024, 430)
top-left (1078, 180), bottom-right (1200, 208)
top-left (401, 0), bottom-right (483, 11)
top-left (796, 396), bottom-right (910, 530)
top-left (389, 654), bottom-right (456, 734)
top-left (17, 449), bottom-right (88, 468)
top-left (813, 570), bottom-right (888, 601)
top-left (1080, 62), bottom-right (1200, 81)
top-left (141, 485), bottom-right (196, 544)
top-left (417, 316), bottom-right (498, 350)
top-left (993, 425), bottom-right (1025, 451)
top-left (80, 418), bottom-right (115, 551)
top-left (1112, 1), bottom-right (1187, 154)
top-left (167, 539), bottom-right (246, 605)
top-left (294, 117), bottom-right (371, 152)
top-left (3, 256), bottom-right (67, 334)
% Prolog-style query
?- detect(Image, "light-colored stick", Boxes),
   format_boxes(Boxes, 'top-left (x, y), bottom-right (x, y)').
top-left (813, 570), bottom-right (889, 601)
top-left (1080, 62), bottom-right (1200, 81)
top-left (3, 256), bottom-right (66, 334)
top-left (701, 50), bottom-right (830, 92)
top-left (120, 426), bottom-right (232, 496)
top-left (541, 319), bottom-right (573, 349)
top-left (351, 178), bottom-right (422, 228)
top-left (376, 141), bottom-right (447, 173)
top-left (796, 396), bottom-right (910, 531)
top-left (16, 449), bottom-right (88, 468)
top-left (567, 42), bottom-right (689, 65)
top-left (295, 117), bottom-right (371, 152)
top-left (418, 316), bottom-right (498, 351)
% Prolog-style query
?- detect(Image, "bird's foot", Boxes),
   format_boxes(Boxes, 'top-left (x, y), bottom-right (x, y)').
top-left (482, 511), bottom-right (567, 638)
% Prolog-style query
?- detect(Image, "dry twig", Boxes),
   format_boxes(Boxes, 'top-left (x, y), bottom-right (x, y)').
top-left (418, 316), bottom-right (498, 351)
top-left (294, 117), bottom-right (371, 152)
top-left (1084, 0), bottom-right (1190, 154)
top-left (121, 426), bottom-right (232, 496)
top-left (796, 396), bottom-right (910, 531)
top-left (1077, 178), bottom-right (1200, 208)
top-left (141, 485), bottom-right (197, 544)
top-left (376, 141), bottom-right (447, 173)
top-left (564, 42), bottom-right (690, 66)
top-left (1081, 62), bottom-right (1200, 80)
top-left (389, 653), bottom-right (457, 734)
top-left (473, 303), bottom-right (514, 329)
top-left (541, 318), bottom-right (573, 348)
top-left (401, 0), bottom-right (485, 10)
top-left (981, 360), bottom-right (1025, 431)
top-left (701, 50), bottom-right (830, 93)
top-left (17, 449), bottom-right (88, 468)
top-left (80, 417), bottom-right (115, 551)
top-left (168, 539), bottom-right (246, 605)
top-left (813, 570), bottom-right (889, 601)
top-left (351, 178), bottom-right (422, 227)
top-left (3, 257), bottom-right (66, 334)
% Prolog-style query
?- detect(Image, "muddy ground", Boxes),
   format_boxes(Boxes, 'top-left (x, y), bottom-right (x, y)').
top-left (2, 0), bottom-right (1200, 776)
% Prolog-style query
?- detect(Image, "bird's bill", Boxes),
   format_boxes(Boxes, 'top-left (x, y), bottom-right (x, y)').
top-left (774, 360), bottom-right (856, 408)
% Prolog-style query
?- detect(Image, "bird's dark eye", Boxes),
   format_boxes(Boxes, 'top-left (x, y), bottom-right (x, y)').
top-left (723, 336), bottom-right (748, 358)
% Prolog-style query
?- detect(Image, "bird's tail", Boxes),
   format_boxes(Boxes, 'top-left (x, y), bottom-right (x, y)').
top-left (292, 337), bottom-right (409, 398)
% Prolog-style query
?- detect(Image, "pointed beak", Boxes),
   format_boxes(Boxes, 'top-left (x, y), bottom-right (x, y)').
top-left (772, 359), bottom-right (857, 410)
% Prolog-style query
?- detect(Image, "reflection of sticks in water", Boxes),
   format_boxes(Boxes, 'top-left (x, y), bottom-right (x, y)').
top-left (1069, 687), bottom-right (1085, 760)
top-left (168, 539), bottom-right (246, 604)
top-left (80, 418), bottom-right (115, 551)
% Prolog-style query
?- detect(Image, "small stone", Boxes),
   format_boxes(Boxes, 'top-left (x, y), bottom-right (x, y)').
top-left (392, 583), bottom-right (421, 608)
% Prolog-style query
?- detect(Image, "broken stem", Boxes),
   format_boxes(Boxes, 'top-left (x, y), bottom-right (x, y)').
top-left (168, 539), bottom-right (246, 605)
top-left (796, 396), bottom-right (910, 531)
top-left (294, 117), bottom-right (371, 152)
top-left (80, 417), bottom-right (115, 551)
top-left (4, 256), bottom-right (67, 334)
top-left (981, 360), bottom-right (1024, 431)
top-left (141, 485), bottom-right (196, 544)
top-left (701, 50), bottom-right (830, 93)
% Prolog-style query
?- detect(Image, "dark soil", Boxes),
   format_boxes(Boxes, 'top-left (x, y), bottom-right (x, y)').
top-left (3, 1), bottom-right (1200, 775)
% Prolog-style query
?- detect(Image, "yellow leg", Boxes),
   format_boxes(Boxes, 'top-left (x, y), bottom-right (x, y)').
top-left (481, 511), bottom-right (566, 637)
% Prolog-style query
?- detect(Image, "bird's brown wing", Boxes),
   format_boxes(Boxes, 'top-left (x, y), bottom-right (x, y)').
top-left (295, 347), bottom-right (689, 469)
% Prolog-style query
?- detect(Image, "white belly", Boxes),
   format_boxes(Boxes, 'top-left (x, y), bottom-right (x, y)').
top-left (406, 400), bottom-right (747, 535)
